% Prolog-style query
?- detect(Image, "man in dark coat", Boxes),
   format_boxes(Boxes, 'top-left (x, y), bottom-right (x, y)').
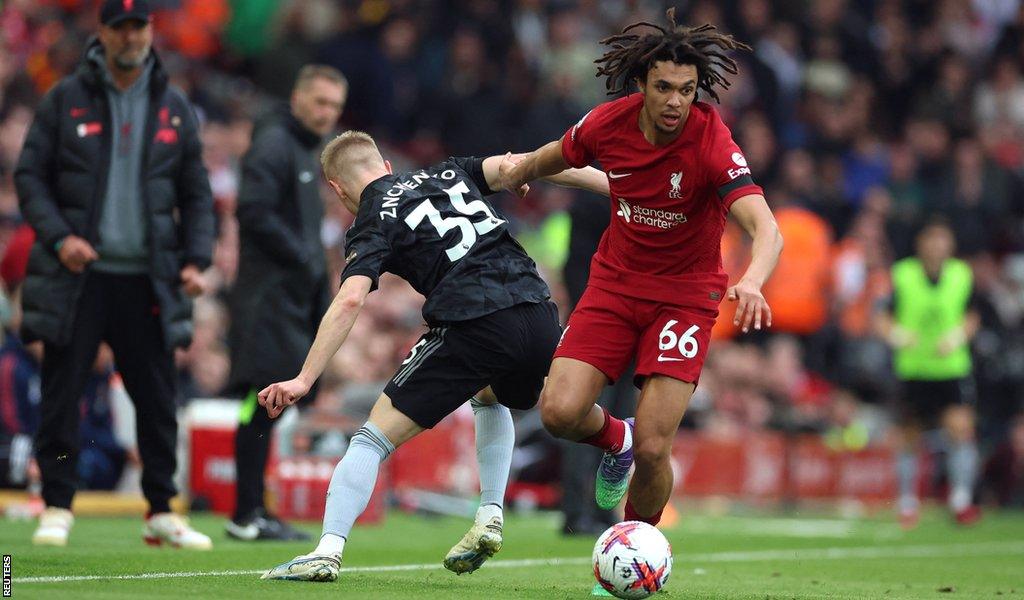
top-left (14, 0), bottom-right (214, 548)
top-left (225, 65), bottom-right (346, 541)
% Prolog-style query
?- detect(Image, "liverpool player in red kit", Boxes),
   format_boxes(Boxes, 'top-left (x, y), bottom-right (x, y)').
top-left (501, 10), bottom-right (783, 525)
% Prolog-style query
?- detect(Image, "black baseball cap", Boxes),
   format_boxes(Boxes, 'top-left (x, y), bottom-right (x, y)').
top-left (100, 0), bottom-right (152, 26)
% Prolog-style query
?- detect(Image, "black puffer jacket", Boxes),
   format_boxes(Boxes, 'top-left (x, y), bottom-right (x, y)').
top-left (226, 107), bottom-right (330, 391)
top-left (14, 40), bottom-right (214, 349)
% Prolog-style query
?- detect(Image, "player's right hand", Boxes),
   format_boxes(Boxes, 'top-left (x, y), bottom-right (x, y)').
top-left (57, 235), bottom-right (98, 273)
top-left (498, 152), bottom-right (530, 198)
top-left (258, 377), bottom-right (311, 419)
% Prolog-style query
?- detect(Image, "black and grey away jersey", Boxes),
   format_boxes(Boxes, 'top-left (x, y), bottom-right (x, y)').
top-left (340, 156), bottom-right (551, 323)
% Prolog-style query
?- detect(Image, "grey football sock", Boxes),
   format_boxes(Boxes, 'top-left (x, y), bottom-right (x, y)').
top-left (947, 442), bottom-right (979, 511)
top-left (897, 451), bottom-right (918, 511)
top-left (471, 398), bottom-right (514, 510)
top-left (321, 422), bottom-right (395, 540)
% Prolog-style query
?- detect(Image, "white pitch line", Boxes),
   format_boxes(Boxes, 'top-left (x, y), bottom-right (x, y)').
top-left (13, 540), bottom-right (1024, 584)
top-left (682, 518), bottom-right (858, 538)
top-left (11, 558), bottom-right (592, 584)
top-left (686, 540), bottom-right (1024, 563)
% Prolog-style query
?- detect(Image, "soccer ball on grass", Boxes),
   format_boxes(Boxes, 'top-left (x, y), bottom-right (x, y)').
top-left (592, 521), bottom-right (673, 599)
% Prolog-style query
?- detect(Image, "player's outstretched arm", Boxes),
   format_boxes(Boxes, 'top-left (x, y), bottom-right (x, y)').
top-left (728, 194), bottom-right (783, 333)
top-left (539, 166), bottom-right (609, 197)
top-left (481, 154), bottom-right (530, 197)
top-left (498, 140), bottom-right (570, 197)
top-left (484, 153), bottom-right (610, 198)
top-left (258, 275), bottom-right (373, 418)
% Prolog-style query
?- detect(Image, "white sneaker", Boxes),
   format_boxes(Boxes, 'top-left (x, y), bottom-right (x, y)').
top-left (32, 507), bottom-right (73, 546)
top-left (261, 552), bottom-right (342, 582)
top-left (443, 516), bottom-right (503, 574)
top-left (143, 512), bottom-right (213, 550)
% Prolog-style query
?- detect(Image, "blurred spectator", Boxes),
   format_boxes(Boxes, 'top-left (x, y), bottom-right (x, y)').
top-left (914, 51), bottom-right (974, 137)
top-left (76, 347), bottom-right (126, 492)
top-left (974, 54), bottom-right (1024, 133)
top-left (885, 144), bottom-right (925, 257)
top-left (226, 65), bottom-right (345, 542)
top-left (315, 2), bottom-right (394, 133)
top-left (822, 389), bottom-right (886, 452)
top-left (541, 8), bottom-right (604, 109)
top-left (0, 317), bottom-right (41, 490)
top-left (831, 208), bottom-right (893, 394)
top-left (875, 219), bottom-right (983, 527)
top-left (759, 194), bottom-right (833, 341)
top-left (14, 0), bottom-right (214, 548)
top-left (942, 138), bottom-right (1015, 256)
top-left (426, 28), bottom-right (508, 158)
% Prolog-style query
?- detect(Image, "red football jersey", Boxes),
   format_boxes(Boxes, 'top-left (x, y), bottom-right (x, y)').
top-left (561, 93), bottom-right (763, 310)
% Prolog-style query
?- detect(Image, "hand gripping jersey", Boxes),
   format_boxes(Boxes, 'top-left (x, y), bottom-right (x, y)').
top-left (341, 157), bottom-right (551, 323)
top-left (561, 94), bottom-right (763, 310)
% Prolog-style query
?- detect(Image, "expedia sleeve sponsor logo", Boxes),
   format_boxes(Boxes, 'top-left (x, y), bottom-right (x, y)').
top-left (727, 152), bottom-right (751, 180)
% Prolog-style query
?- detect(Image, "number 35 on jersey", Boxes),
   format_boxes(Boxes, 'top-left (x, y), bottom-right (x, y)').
top-left (404, 181), bottom-right (506, 262)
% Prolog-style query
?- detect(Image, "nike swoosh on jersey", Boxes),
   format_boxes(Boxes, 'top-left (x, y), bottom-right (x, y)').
top-left (608, 171), bottom-right (632, 179)
top-left (657, 354), bottom-right (685, 362)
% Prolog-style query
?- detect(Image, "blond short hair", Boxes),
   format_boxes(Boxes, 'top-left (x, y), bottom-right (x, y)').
top-left (320, 130), bottom-right (384, 182)
top-left (294, 64), bottom-right (348, 91)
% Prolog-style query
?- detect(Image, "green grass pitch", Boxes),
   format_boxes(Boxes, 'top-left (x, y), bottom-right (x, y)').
top-left (3, 509), bottom-right (1023, 599)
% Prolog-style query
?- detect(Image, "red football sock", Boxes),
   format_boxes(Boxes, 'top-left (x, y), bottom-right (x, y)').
top-left (581, 408), bottom-right (627, 453)
top-left (624, 500), bottom-right (663, 526)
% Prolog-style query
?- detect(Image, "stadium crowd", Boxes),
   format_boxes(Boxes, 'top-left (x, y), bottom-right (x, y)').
top-left (1, 0), bottom-right (1023, 507)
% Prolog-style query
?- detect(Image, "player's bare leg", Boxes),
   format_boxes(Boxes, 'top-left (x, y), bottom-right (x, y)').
top-left (263, 394), bottom-right (422, 582)
top-left (540, 357), bottom-right (636, 509)
top-left (539, 357), bottom-right (608, 439)
top-left (625, 375), bottom-right (694, 524)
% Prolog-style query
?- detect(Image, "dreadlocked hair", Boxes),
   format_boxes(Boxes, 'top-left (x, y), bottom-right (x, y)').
top-left (594, 8), bottom-right (751, 102)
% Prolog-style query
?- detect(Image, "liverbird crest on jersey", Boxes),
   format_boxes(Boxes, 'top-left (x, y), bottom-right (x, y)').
top-left (669, 172), bottom-right (682, 199)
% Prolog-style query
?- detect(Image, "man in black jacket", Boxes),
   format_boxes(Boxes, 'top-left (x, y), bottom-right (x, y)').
top-left (14, 0), bottom-right (214, 548)
top-left (225, 65), bottom-right (347, 541)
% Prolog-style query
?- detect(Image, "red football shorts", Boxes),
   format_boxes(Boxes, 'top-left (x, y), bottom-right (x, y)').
top-left (554, 285), bottom-right (718, 387)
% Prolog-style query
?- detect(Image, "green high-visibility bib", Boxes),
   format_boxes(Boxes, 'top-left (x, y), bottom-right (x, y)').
top-left (891, 257), bottom-right (972, 380)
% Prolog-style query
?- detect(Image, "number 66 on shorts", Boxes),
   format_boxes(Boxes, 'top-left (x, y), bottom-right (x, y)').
top-left (658, 320), bottom-right (700, 359)
top-left (553, 285), bottom-right (718, 387)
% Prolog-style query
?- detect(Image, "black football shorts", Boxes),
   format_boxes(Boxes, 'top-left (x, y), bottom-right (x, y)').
top-left (385, 301), bottom-right (561, 428)
top-left (897, 377), bottom-right (976, 427)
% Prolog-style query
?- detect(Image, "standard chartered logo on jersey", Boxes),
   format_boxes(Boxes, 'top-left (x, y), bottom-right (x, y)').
top-left (616, 197), bottom-right (687, 229)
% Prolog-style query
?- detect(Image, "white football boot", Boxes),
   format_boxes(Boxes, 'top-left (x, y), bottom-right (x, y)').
top-left (32, 507), bottom-right (74, 546)
top-left (443, 515), bottom-right (503, 574)
top-left (261, 552), bottom-right (342, 582)
top-left (143, 512), bottom-right (213, 550)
